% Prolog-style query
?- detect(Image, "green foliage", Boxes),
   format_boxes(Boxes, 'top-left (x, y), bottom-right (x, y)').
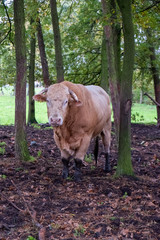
top-left (31, 123), bottom-right (41, 130)
top-left (44, 126), bottom-right (52, 130)
top-left (0, 174), bottom-right (7, 179)
top-left (0, 147), bottom-right (5, 155)
top-left (132, 0), bottom-right (160, 96)
top-left (66, 176), bottom-right (73, 181)
top-left (15, 167), bottom-right (24, 172)
top-left (26, 236), bottom-right (36, 240)
top-left (37, 150), bottom-right (42, 158)
top-left (131, 112), bottom-right (144, 122)
top-left (122, 192), bottom-right (128, 199)
top-left (73, 224), bottom-right (86, 237)
top-left (84, 154), bottom-right (93, 163)
top-left (0, 0), bottom-right (159, 90)
top-left (90, 165), bottom-right (96, 171)
top-left (28, 156), bottom-right (36, 162)
top-left (131, 103), bottom-right (156, 124)
top-left (0, 142), bottom-right (6, 146)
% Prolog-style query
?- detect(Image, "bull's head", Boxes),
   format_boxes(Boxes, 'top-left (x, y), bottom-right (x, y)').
top-left (33, 83), bottom-right (82, 127)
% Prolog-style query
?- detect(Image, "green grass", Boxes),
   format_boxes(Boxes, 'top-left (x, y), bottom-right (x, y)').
top-left (0, 95), bottom-right (48, 125)
top-left (0, 95), bottom-right (157, 125)
top-left (131, 103), bottom-right (156, 124)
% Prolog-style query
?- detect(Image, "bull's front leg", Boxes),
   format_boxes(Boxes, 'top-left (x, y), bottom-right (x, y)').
top-left (74, 135), bottom-right (91, 181)
top-left (62, 157), bottom-right (70, 179)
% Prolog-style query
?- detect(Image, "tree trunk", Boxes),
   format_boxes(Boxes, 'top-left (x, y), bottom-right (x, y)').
top-left (14, 0), bottom-right (30, 161)
top-left (50, 0), bottom-right (64, 83)
top-left (146, 29), bottom-right (160, 127)
top-left (100, 30), bottom-right (109, 92)
top-left (37, 18), bottom-right (51, 87)
top-left (101, 0), bottom-right (120, 141)
top-left (28, 18), bottom-right (37, 124)
top-left (116, 0), bottom-right (135, 176)
top-left (140, 90), bottom-right (143, 104)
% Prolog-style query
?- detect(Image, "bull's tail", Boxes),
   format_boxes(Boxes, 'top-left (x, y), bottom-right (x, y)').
top-left (94, 136), bottom-right (99, 166)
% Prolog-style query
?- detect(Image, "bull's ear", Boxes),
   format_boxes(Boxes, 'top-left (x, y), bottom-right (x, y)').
top-left (33, 94), bottom-right (46, 102)
top-left (33, 88), bottom-right (48, 102)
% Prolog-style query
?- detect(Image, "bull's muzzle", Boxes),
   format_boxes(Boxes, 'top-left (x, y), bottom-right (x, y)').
top-left (49, 116), bottom-right (63, 127)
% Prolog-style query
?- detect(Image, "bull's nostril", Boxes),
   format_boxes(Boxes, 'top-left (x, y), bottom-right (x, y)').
top-left (49, 116), bottom-right (62, 126)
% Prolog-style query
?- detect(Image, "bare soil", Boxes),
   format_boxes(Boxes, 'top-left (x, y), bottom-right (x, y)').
top-left (0, 124), bottom-right (160, 240)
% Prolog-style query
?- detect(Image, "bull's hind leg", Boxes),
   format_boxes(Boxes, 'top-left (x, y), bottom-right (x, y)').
top-left (94, 136), bottom-right (99, 166)
top-left (101, 120), bottom-right (111, 172)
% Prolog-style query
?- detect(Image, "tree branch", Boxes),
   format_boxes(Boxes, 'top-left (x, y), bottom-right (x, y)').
top-left (0, 0), bottom-right (14, 45)
top-left (144, 92), bottom-right (160, 107)
top-left (139, 0), bottom-right (160, 13)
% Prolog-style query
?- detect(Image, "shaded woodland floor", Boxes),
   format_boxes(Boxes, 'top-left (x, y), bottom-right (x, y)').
top-left (0, 124), bottom-right (160, 240)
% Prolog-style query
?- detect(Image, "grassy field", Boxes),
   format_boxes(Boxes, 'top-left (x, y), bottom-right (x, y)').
top-left (0, 94), bottom-right (157, 125)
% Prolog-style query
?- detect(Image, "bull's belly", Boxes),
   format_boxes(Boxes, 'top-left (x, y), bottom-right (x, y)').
top-left (92, 120), bottom-right (107, 137)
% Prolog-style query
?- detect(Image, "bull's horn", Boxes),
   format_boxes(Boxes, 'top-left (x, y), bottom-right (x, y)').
top-left (69, 89), bottom-right (79, 102)
top-left (40, 88), bottom-right (48, 94)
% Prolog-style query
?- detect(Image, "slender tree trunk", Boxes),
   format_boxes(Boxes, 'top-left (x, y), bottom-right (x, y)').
top-left (116, 0), bottom-right (135, 176)
top-left (37, 18), bottom-right (51, 87)
top-left (146, 29), bottom-right (160, 127)
top-left (50, 0), bottom-right (64, 83)
top-left (101, 0), bottom-right (120, 140)
top-left (140, 90), bottom-right (143, 104)
top-left (101, 30), bottom-right (109, 91)
top-left (14, 0), bottom-right (30, 161)
top-left (28, 19), bottom-right (37, 124)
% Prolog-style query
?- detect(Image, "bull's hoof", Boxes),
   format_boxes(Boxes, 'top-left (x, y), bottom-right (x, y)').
top-left (104, 165), bottom-right (111, 173)
top-left (74, 170), bottom-right (82, 182)
top-left (62, 170), bottom-right (69, 179)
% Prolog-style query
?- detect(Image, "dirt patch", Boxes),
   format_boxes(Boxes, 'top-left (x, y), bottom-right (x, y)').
top-left (0, 124), bottom-right (160, 240)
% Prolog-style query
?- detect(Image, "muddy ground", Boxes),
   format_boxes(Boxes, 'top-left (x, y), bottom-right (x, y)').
top-left (0, 124), bottom-right (160, 240)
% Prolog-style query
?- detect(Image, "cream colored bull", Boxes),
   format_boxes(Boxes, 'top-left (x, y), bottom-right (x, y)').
top-left (33, 81), bottom-right (111, 181)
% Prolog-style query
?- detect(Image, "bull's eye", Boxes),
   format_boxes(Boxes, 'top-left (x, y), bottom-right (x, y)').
top-left (46, 99), bottom-right (50, 106)
top-left (63, 99), bottom-right (68, 106)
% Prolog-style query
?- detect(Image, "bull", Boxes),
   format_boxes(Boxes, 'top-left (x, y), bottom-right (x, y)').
top-left (33, 81), bottom-right (111, 181)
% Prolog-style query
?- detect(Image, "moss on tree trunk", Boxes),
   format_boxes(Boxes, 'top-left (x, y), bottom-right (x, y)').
top-left (50, 0), bottom-right (64, 83)
top-left (14, 0), bottom-right (30, 161)
top-left (116, 0), bottom-right (135, 176)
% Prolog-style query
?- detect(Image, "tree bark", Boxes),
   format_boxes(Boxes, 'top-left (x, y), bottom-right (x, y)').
top-left (101, 0), bottom-right (120, 141)
top-left (37, 18), bottom-right (51, 87)
top-left (146, 29), bottom-right (160, 127)
top-left (100, 30), bottom-right (109, 92)
top-left (50, 0), bottom-right (64, 83)
top-left (116, 0), bottom-right (135, 176)
top-left (28, 18), bottom-right (37, 124)
top-left (14, 0), bottom-right (30, 161)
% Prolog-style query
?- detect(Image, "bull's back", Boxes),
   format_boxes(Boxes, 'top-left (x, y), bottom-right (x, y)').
top-left (85, 85), bottom-right (111, 136)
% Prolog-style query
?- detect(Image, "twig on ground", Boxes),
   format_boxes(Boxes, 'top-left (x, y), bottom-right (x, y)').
top-left (0, 191), bottom-right (24, 212)
top-left (10, 180), bottom-right (46, 240)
